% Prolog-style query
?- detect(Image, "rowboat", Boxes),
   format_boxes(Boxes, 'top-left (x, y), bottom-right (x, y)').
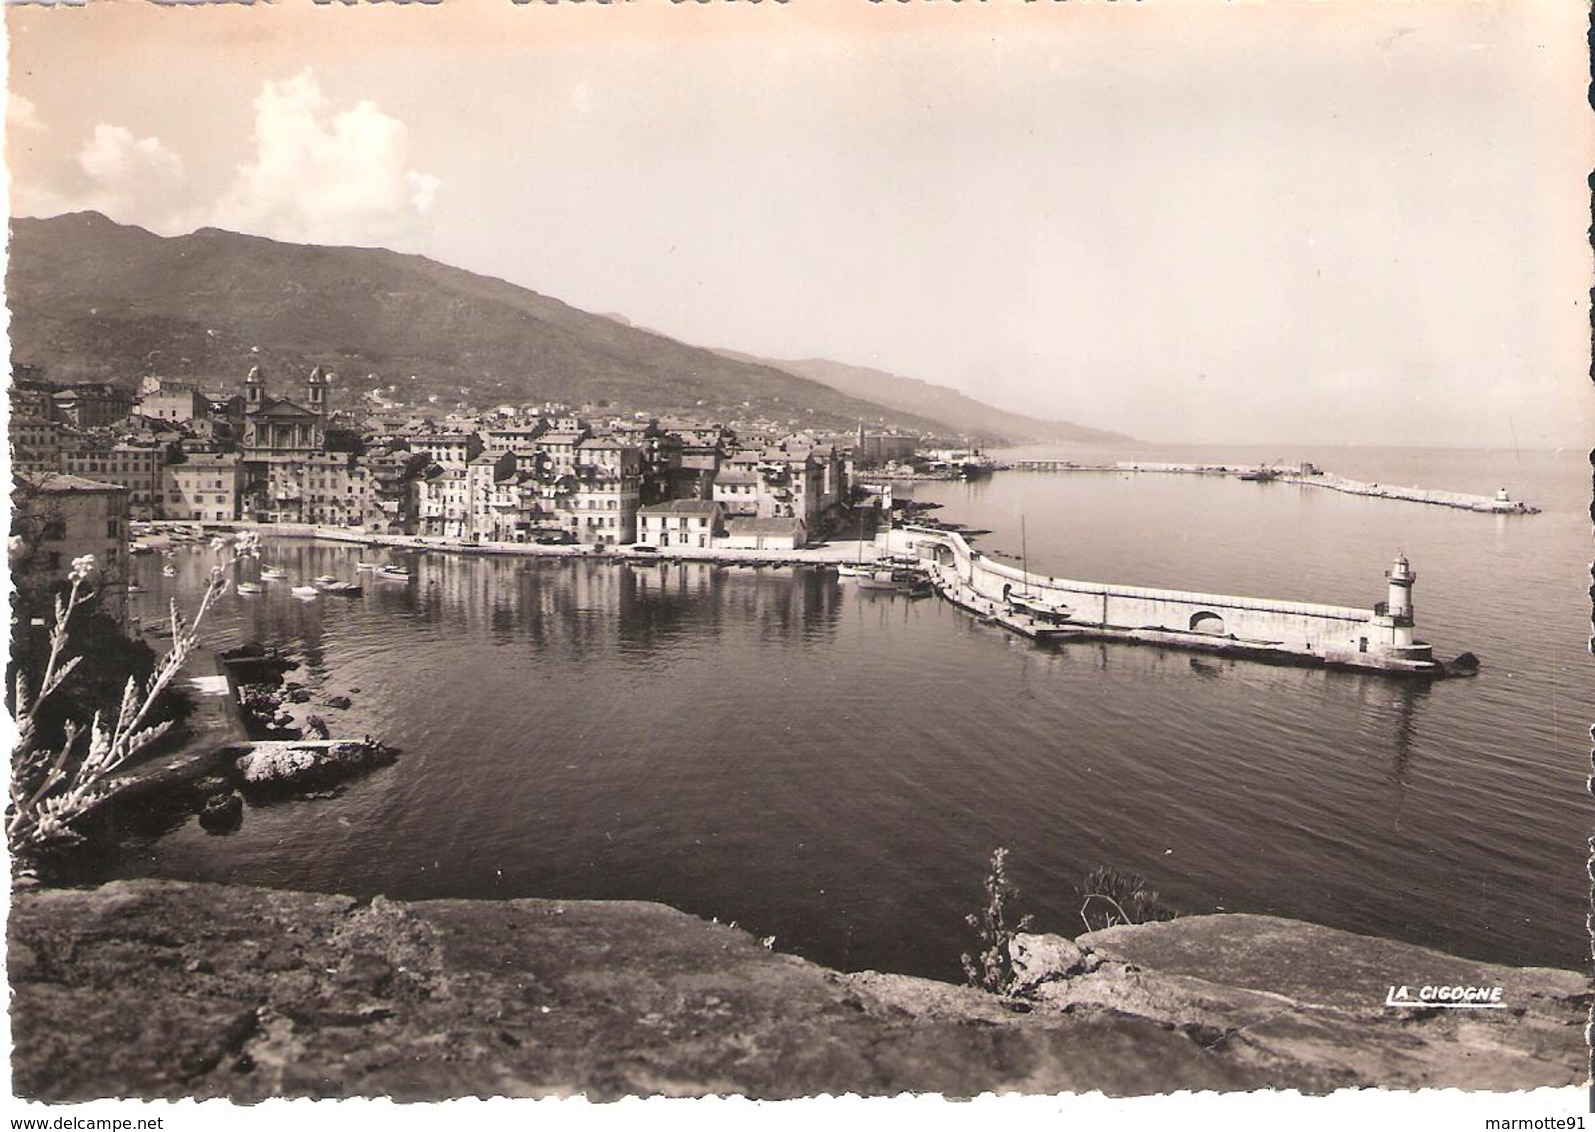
top-left (290, 585), bottom-right (319, 599)
top-left (236, 582), bottom-right (264, 596)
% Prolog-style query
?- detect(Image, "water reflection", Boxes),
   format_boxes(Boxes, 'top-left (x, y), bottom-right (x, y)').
top-left (123, 533), bottom-right (1582, 978)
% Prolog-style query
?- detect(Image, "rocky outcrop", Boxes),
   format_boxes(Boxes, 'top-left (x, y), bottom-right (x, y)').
top-left (234, 740), bottom-right (396, 793)
top-left (8, 881), bottom-right (1587, 1101)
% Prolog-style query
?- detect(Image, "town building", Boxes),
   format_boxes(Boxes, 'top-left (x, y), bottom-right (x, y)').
top-left (563, 438), bottom-right (642, 546)
top-left (163, 454), bottom-right (243, 523)
top-left (139, 381), bottom-right (208, 423)
top-left (12, 473), bottom-right (131, 622)
top-left (636, 500), bottom-right (725, 550)
top-left (62, 444), bottom-right (165, 521)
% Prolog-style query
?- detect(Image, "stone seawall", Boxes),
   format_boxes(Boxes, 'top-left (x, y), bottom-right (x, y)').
top-left (8, 880), bottom-right (1585, 1100)
top-left (889, 527), bottom-right (1441, 673)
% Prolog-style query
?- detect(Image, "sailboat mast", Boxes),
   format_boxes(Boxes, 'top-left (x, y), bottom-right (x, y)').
top-left (1021, 514), bottom-right (1028, 591)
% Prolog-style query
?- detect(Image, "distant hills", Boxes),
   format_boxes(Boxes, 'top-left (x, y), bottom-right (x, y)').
top-left (713, 351), bottom-right (1135, 447)
top-left (7, 213), bottom-right (1129, 445)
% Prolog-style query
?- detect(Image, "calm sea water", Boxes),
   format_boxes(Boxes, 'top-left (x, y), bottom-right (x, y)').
top-left (112, 445), bottom-right (1591, 982)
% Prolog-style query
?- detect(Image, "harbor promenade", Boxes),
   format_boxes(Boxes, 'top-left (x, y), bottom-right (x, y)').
top-left (150, 520), bottom-right (887, 567)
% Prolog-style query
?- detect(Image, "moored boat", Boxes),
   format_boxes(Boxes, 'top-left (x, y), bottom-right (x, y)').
top-left (377, 565), bottom-right (411, 579)
top-left (290, 585), bottom-right (320, 599)
top-left (259, 566), bottom-right (287, 581)
top-left (236, 581), bottom-right (264, 596)
top-left (319, 581), bottom-right (364, 596)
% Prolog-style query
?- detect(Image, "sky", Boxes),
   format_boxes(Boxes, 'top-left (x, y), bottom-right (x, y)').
top-left (3, 0), bottom-right (1591, 448)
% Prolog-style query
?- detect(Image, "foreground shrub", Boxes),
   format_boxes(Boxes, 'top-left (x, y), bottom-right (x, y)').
top-left (961, 846), bottom-right (1034, 995)
top-left (1078, 865), bottom-right (1176, 933)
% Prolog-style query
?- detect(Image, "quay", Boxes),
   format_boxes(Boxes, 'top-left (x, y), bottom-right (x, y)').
top-left (154, 520), bottom-right (887, 568)
top-left (888, 526), bottom-right (1449, 676)
top-left (1006, 460), bottom-right (1539, 515)
top-left (151, 521), bottom-right (1454, 675)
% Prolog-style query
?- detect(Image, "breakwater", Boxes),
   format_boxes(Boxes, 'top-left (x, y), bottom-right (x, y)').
top-left (890, 526), bottom-right (1446, 675)
top-left (1006, 460), bottom-right (1539, 514)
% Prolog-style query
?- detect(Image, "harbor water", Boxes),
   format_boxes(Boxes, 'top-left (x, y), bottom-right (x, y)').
top-left (110, 445), bottom-right (1590, 983)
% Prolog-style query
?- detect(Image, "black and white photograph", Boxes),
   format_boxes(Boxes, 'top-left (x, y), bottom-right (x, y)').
top-left (3, 0), bottom-right (1590, 1124)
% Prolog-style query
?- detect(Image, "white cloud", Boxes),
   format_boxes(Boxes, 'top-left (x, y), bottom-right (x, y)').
top-left (212, 68), bottom-right (440, 247)
top-left (79, 123), bottom-right (184, 187)
top-left (25, 122), bottom-right (192, 232)
top-left (6, 93), bottom-right (47, 136)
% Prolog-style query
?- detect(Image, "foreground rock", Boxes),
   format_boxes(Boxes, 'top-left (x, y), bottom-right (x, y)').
top-left (235, 740), bottom-right (396, 793)
top-left (9, 880), bottom-right (1586, 1101)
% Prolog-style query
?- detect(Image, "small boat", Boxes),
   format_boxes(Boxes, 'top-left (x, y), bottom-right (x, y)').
top-left (290, 585), bottom-right (319, 599)
top-left (1008, 594), bottom-right (1072, 625)
top-left (319, 581), bottom-right (364, 596)
top-left (129, 540), bottom-right (154, 555)
top-left (836, 562), bottom-right (872, 578)
top-left (377, 565), bottom-right (411, 579)
top-left (236, 581), bottom-right (264, 596)
top-left (356, 561), bottom-right (383, 571)
top-left (314, 574), bottom-right (339, 586)
top-left (259, 566), bottom-right (287, 581)
top-left (857, 568), bottom-right (932, 597)
top-left (162, 564), bottom-right (177, 578)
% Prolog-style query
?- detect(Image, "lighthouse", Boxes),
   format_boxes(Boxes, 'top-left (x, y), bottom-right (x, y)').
top-left (1385, 552), bottom-right (1416, 626)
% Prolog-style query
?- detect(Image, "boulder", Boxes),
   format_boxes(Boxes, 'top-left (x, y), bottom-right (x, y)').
top-left (1009, 932), bottom-right (1095, 990)
top-left (323, 695), bottom-right (353, 710)
top-left (197, 792), bottom-right (243, 834)
top-left (235, 741), bottom-right (396, 794)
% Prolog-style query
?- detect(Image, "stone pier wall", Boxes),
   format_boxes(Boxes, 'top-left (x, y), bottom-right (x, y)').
top-left (890, 527), bottom-right (1428, 670)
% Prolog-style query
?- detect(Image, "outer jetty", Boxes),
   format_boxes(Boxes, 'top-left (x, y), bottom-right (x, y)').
top-left (1007, 460), bottom-right (1540, 515)
top-left (890, 526), bottom-right (1447, 676)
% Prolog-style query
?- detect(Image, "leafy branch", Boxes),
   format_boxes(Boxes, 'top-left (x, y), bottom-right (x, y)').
top-left (8, 532), bottom-right (260, 861)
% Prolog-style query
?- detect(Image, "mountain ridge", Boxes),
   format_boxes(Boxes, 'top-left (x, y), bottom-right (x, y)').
top-left (7, 213), bottom-right (1126, 444)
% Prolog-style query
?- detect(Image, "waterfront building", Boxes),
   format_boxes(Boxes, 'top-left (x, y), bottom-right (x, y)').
top-left (298, 453), bottom-right (372, 527)
top-left (12, 473), bottom-right (130, 622)
top-left (720, 516), bottom-right (806, 551)
top-left (563, 438), bottom-right (642, 546)
top-left (467, 452), bottom-right (519, 541)
top-left (636, 500), bottom-right (725, 550)
top-left (362, 448), bottom-right (426, 533)
top-left (163, 453), bottom-right (243, 523)
top-left (414, 463), bottom-right (472, 539)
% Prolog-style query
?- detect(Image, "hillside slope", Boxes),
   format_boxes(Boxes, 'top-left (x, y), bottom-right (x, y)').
top-left (715, 350), bottom-right (1136, 447)
top-left (5, 213), bottom-right (949, 435)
